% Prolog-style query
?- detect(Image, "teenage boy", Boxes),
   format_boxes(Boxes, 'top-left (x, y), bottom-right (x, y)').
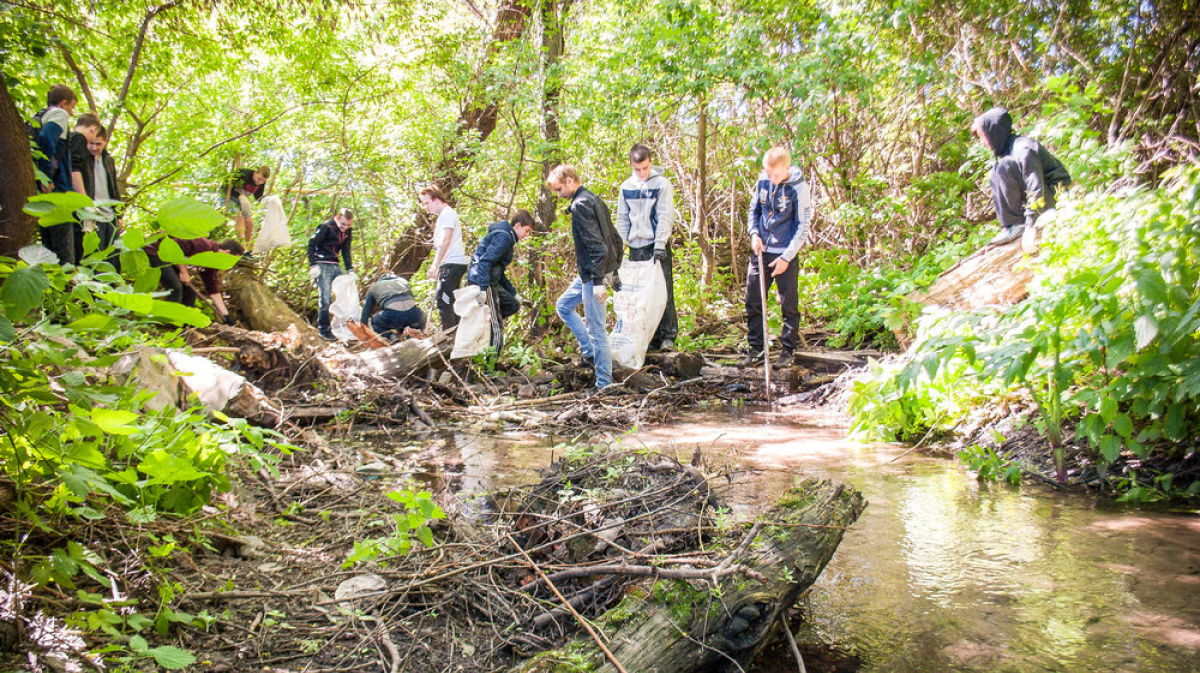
top-left (547, 164), bottom-right (623, 390)
top-left (67, 114), bottom-right (104, 263)
top-left (420, 186), bottom-right (470, 329)
top-left (971, 107), bottom-right (1072, 246)
top-left (306, 208), bottom-right (355, 340)
top-left (144, 237), bottom-right (244, 324)
top-left (222, 166), bottom-right (270, 242)
top-left (360, 274), bottom-right (424, 342)
top-left (616, 143), bottom-right (678, 352)
top-left (465, 210), bottom-right (535, 352)
top-left (83, 126), bottom-right (123, 260)
top-left (34, 85), bottom-right (78, 263)
top-left (743, 147), bottom-right (811, 370)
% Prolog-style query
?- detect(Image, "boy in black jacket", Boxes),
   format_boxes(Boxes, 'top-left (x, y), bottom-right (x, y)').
top-left (466, 210), bottom-right (534, 351)
top-left (547, 164), bottom-right (623, 390)
top-left (306, 209), bottom-right (354, 340)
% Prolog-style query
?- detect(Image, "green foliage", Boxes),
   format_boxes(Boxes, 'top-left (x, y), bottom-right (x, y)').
top-left (344, 490), bottom-right (446, 567)
top-left (959, 445), bottom-right (1023, 485)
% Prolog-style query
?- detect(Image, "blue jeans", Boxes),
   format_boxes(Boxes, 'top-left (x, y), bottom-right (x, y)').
top-left (556, 276), bottom-right (612, 388)
top-left (315, 263), bottom-right (344, 334)
top-left (370, 307), bottom-right (425, 341)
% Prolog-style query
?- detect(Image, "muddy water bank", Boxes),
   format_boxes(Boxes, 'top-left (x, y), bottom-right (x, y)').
top-left (393, 404), bottom-right (1200, 672)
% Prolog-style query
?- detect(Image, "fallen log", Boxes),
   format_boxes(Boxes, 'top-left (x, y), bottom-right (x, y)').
top-left (336, 327), bottom-right (455, 378)
top-left (512, 478), bottom-right (866, 673)
top-left (194, 323), bottom-right (326, 391)
top-left (223, 263), bottom-right (321, 339)
top-left (911, 238), bottom-right (1035, 310)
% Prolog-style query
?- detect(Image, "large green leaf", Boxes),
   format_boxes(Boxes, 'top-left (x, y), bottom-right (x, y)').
top-left (68, 314), bottom-right (117, 331)
top-left (92, 409), bottom-right (140, 435)
top-left (186, 251), bottom-right (239, 270)
top-left (0, 315), bottom-right (14, 341)
top-left (157, 237), bottom-right (186, 264)
top-left (0, 266), bottom-right (51, 320)
top-left (24, 192), bottom-right (94, 227)
top-left (147, 646), bottom-right (197, 670)
top-left (101, 291), bottom-right (154, 314)
top-left (149, 300), bottom-right (211, 327)
top-left (158, 198), bottom-right (223, 239)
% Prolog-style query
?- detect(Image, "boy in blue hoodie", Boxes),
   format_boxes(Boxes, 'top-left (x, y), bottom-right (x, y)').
top-left (743, 147), bottom-right (811, 369)
top-left (465, 209), bottom-right (534, 351)
top-left (34, 85), bottom-right (78, 264)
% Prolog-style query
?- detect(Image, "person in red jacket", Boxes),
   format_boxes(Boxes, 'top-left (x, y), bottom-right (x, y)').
top-left (145, 237), bottom-right (245, 324)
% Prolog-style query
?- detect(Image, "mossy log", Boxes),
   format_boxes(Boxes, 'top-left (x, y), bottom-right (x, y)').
top-left (223, 264), bottom-right (320, 339)
top-left (512, 478), bottom-right (866, 673)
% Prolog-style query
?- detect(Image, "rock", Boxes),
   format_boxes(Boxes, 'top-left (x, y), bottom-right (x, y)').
top-left (517, 384), bottom-right (537, 399)
top-left (657, 351), bottom-right (705, 379)
top-left (334, 574), bottom-right (388, 603)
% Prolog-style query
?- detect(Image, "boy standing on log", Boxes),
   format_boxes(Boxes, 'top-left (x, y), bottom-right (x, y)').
top-left (548, 164), bottom-right (623, 390)
top-left (742, 147), bottom-right (811, 370)
top-left (465, 209), bottom-right (534, 352)
top-left (421, 186), bottom-right (470, 330)
top-left (307, 208), bottom-right (354, 341)
top-left (616, 143), bottom-right (678, 353)
top-left (971, 107), bottom-right (1071, 246)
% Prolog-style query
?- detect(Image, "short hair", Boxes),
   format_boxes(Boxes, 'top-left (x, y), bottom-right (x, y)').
top-left (93, 126), bottom-right (110, 141)
top-left (47, 84), bottom-right (77, 107)
top-left (763, 147), bottom-right (791, 168)
top-left (511, 209), bottom-right (534, 228)
top-left (75, 113), bottom-right (102, 130)
top-left (629, 143), bottom-right (652, 164)
top-left (337, 208), bottom-right (354, 220)
top-left (420, 186), bottom-right (447, 203)
top-left (546, 164), bottom-right (580, 189)
top-left (255, 166), bottom-right (271, 178)
top-left (218, 239), bottom-right (246, 256)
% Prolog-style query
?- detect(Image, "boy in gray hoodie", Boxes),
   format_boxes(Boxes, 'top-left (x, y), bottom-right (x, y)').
top-left (615, 143), bottom-right (677, 352)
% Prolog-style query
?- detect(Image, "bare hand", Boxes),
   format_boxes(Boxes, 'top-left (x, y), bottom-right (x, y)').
top-left (751, 235), bottom-right (764, 255)
top-left (426, 266), bottom-right (438, 281)
top-left (768, 257), bottom-right (789, 277)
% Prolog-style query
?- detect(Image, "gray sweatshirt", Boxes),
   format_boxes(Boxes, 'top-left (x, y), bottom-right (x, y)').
top-left (616, 167), bottom-right (675, 251)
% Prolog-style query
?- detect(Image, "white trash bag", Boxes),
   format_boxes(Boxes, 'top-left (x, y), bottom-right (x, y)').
top-left (329, 273), bottom-right (361, 342)
top-left (451, 285), bottom-right (491, 360)
top-left (610, 258), bottom-right (668, 370)
top-left (253, 195), bottom-right (291, 253)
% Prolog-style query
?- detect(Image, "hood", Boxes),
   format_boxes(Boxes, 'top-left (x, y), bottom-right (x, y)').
top-left (629, 166), bottom-right (665, 183)
top-left (975, 107), bottom-right (1014, 157)
top-left (488, 220), bottom-right (515, 234)
top-left (759, 166), bottom-right (806, 187)
top-left (379, 273), bottom-right (398, 282)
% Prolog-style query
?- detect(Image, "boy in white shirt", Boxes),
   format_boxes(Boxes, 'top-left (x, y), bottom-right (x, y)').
top-left (420, 186), bottom-right (471, 328)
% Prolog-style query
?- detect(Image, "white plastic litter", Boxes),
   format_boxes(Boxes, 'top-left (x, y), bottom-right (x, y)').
top-left (451, 285), bottom-right (491, 359)
top-left (165, 351), bottom-right (247, 412)
top-left (330, 273), bottom-right (361, 342)
top-left (610, 258), bottom-right (668, 370)
top-left (253, 195), bottom-right (292, 253)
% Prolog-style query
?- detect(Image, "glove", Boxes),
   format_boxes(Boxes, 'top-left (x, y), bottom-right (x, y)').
top-left (592, 284), bottom-right (607, 302)
top-left (653, 248), bottom-right (667, 263)
top-left (610, 275), bottom-right (622, 293)
top-left (221, 313), bottom-right (236, 326)
top-left (308, 265), bottom-right (320, 281)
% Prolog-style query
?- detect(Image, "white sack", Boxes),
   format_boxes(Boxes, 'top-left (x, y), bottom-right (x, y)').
top-left (253, 195), bottom-right (292, 253)
top-left (451, 285), bottom-right (492, 359)
top-left (166, 351), bottom-right (247, 412)
top-left (330, 273), bottom-right (361, 342)
top-left (610, 259), bottom-right (668, 370)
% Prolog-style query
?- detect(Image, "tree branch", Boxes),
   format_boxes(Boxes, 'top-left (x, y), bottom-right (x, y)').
top-left (54, 40), bottom-right (96, 113)
top-left (108, 0), bottom-right (185, 135)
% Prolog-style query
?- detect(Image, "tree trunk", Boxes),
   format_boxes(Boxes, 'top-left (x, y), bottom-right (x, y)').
top-left (223, 265), bottom-right (322, 340)
top-left (696, 95), bottom-right (714, 288)
top-left (337, 328), bottom-right (455, 379)
top-left (910, 237), bottom-right (1036, 311)
top-left (512, 478), bottom-right (866, 673)
top-left (0, 77), bottom-right (38, 258)
top-left (388, 0), bottom-right (534, 275)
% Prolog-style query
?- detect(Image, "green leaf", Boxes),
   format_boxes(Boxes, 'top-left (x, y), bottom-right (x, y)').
top-left (139, 450), bottom-right (209, 485)
top-left (0, 266), bottom-right (51, 320)
top-left (24, 192), bottom-right (93, 227)
top-left (0, 315), bottom-right (14, 341)
top-left (128, 635), bottom-right (149, 653)
top-left (186, 251), bottom-right (239, 270)
top-left (157, 237), bottom-right (185, 264)
top-left (1134, 315), bottom-right (1158, 350)
top-left (102, 291), bottom-right (154, 314)
top-left (1098, 397), bottom-right (1117, 423)
top-left (148, 300), bottom-right (211, 327)
top-left (1112, 413), bottom-right (1134, 439)
top-left (123, 229), bottom-right (145, 250)
top-left (68, 314), bottom-right (117, 331)
top-left (158, 198), bottom-right (222, 239)
top-left (92, 409), bottom-right (140, 435)
top-left (1099, 435), bottom-right (1123, 462)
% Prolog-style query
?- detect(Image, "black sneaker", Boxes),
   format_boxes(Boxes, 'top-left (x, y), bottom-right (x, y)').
top-left (773, 351), bottom-right (794, 369)
top-left (319, 331), bottom-right (336, 341)
top-left (739, 350), bottom-right (764, 367)
top-left (659, 339), bottom-right (675, 353)
top-left (574, 355), bottom-right (594, 368)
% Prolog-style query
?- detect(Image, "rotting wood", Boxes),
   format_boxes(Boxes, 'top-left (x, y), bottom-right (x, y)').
top-left (223, 263), bottom-right (321, 339)
top-left (912, 238), bottom-right (1035, 310)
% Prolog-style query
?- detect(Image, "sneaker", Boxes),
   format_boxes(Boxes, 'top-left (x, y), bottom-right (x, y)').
top-left (575, 355), bottom-right (595, 368)
top-left (739, 350), bottom-right (764, 367)
top-left (659, 339), bottom-right (676, 353)
top-left (319, 331), bottom-right (336, 341)
top-left (773, 351), bottom-right (794, 369)
top-left (988, 224), bottom-right (1025, 246)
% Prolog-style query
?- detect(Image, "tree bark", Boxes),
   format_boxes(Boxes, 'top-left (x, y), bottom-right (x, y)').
top-left (387, 0), bottom-right (533, 275)
top-left (910, 237), bottom-right (1035, 311)
top-left (223, 265), bottom-right (322, 340)
top-left (512, 478), bottom-right (866, 673)
top-left (0, 77), bottom-right (38, 258)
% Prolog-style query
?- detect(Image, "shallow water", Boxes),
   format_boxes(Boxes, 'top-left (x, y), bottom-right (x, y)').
top-left (408, 406), bottom-right (1200, 672)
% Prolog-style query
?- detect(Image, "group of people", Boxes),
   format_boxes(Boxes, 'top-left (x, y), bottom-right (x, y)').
top-left (30, 83), bottom-right (1067, 389)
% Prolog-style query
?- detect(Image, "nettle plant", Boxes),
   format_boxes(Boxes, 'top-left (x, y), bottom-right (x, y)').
top-left (1, 192), bottom-right (291, 666)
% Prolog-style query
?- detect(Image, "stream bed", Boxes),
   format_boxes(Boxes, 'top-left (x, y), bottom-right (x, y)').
top-left (396, 405), bottom-right (1200, 672)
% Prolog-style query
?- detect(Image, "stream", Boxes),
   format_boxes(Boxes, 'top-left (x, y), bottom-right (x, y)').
top-left (396, 405), bottom-right (1200, 672)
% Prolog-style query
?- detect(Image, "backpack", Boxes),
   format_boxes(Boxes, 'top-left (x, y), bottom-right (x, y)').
top-left (25, 108), bottom-right (59, 178)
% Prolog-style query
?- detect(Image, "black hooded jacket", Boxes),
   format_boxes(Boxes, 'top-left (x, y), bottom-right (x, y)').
top-left (975, 107), bottom-right (1072, 229)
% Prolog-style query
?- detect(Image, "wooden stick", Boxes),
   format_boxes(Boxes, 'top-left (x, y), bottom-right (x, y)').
top-left (757, 249), bottom-right (772, 407)
top-left (506, 533), bottom-right (629, 673)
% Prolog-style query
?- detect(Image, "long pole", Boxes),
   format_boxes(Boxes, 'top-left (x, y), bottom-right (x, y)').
top-left (757, 249), bottom-right (771, 407)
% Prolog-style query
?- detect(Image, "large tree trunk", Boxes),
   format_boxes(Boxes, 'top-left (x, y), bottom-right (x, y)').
top-left (388, 0), bottom-right (534, 275)
top-left (512, 478), bottom-right (866, 673)
top-left (0, 77), bottom-right (38, 258)
top-left (911, 237), bottom-right (1035, 310)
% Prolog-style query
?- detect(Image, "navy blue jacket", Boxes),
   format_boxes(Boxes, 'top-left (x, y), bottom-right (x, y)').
top-left (306, 220), bottom-right (353, 269)
top-left (35, 111), bottom-right (72, 193)
top-left (467, 220), bottom-right (518, 294)
top-left (568, 186), bottom-right (622, 285)
top-left (747, 167), bottom-right (811, 261)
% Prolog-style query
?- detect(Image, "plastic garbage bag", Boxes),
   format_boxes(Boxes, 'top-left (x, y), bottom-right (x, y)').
top-left (253, 195), bottom-right (291, 253)
top-left (330, 273), bottom-right (361, 341)
top-left (610, 258), bottom-right (668, 370)
top-left (451, 284), bottom-right (491, 359)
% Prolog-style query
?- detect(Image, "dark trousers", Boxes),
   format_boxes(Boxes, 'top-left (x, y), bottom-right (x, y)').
top-left (147, 252), bottom-right (199, 306)
top-left (486, 285), bottom-right (521, 351)
top-left (436, 263), bottom-right (468, 329)
top-left (744, 251), bottom-right (800, 353)
top-left (41, 222), bottom-right (76, 266)
top-left (628, 243), bottom-right (678, 346)
top-left (370, 306), bottom-right (425, 341)
top-left (72, 220), bottom-right (119, 267)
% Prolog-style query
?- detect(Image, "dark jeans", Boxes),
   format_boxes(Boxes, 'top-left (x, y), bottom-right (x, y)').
top-left (370, 306), bottom-right (425, 340)
top-left (436, 263), bottom-right (468, 329)
top-left (744, 251), bottom-right (800, 354)
top-left (628, 242), bottom-right (678, 346)
top-left (41, 222), bottom-right (76, 266)
top-left (315, 263), bottom-right (345, 335)
top-left (73, 220), bottom-right (119, 268)
top-left (147, 252), bottom-right (199, 306)
top-left (486, 285), bottom-right (521, 351)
